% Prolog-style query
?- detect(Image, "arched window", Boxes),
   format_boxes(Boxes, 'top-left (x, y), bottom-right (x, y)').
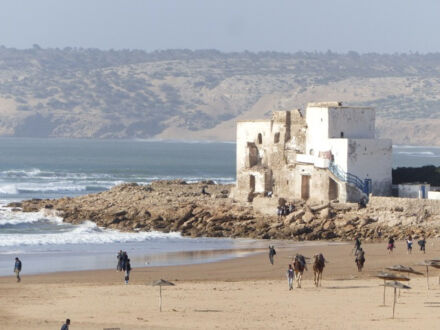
top-left (274, 132), bottom-right (280, 143)
top-left (257, 133), bottom-right (262, 144)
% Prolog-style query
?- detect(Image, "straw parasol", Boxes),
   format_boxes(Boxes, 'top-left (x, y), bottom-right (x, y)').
top-left (383, 281), bottom-right (411, 318)
top-left (417, 260), bottom-right (440, 289)
top-left (152, 279), bottom-right (175, 312)
top-left (375, 272), bottom-right (409, 305)
top-left (385, 265), bottom-right (423, 276)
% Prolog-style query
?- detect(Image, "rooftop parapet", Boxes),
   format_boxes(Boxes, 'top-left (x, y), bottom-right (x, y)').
top-left (307, 101), bottom-right (342, 107)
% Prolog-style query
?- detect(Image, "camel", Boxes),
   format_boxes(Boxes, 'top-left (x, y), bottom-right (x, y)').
top-left (355, 248), bottom-right (365, 272)
top-left (293, 254), bottom-right (307, 288)
top-left (313, 253), bottom-right (326, 287)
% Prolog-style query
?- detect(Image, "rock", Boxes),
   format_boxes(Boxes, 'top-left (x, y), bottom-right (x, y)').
top-left (319, 208), bottom-right (331, 219)
top-left (310, 203), bottom-right (329, 212)
top-left (284, 210), bottom-right (305, 225)
top-left (322, 220), bottom-right (335, 231)
top-left (303, 211), bottom-right (314, 223)
top-left (113, 210), bottom-right (127, 217)
top-left (358, 217), bottom-right (376, 227)
top-left (14, 180), bottom-right (440, 242)
top-left (7, 202), bottom-right (22, 208)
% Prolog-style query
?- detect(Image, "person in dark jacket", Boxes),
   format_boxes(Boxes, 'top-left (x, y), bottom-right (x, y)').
top-left (14, 257), bottom-right (22, 282)
top-left (418, 236), bottom-right (426, 253)
top-left (269, 246), bottom-right (276, 265)
top-left (117, 250), bottom-right (123, 271)
top-left (125, 259), bottom-right (132, 284)
top-left (61, 318), bottom-right (70, 330)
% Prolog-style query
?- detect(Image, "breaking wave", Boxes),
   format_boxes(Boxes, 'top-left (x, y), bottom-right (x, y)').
top-left (0, 221), bottom-right (182, 247)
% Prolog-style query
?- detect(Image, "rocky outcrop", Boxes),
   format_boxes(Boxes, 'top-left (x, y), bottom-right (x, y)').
top-left (12, 181), bottom-right (440, 241)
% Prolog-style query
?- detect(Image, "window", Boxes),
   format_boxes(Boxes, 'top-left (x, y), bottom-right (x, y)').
top-left (257, 133), bottom-right (262, 144)
top-left (274, 132), bottom-right (280, 143)
top-left (340, 132), bottom-right (344, 138)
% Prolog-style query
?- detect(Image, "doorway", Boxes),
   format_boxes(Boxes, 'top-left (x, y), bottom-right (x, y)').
top-left (250, 175), bottom-right (255, 193)
top-left (301, 175), bottom-right (310, 200)
top-left (329, 178), bottom-right (338, 201)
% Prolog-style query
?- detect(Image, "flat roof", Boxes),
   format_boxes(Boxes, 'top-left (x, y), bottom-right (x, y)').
top-left (237, 119), bottom-right (271, 123)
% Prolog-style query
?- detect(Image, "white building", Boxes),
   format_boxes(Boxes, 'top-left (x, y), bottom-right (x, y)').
top-left (231, 101), bottom-right (392, 203)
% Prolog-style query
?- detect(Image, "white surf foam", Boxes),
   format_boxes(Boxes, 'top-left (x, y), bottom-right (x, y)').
top-left (0, 208), bottom-right (63, 226)
top-left (0, 220), bottom-right (182, 247)
top-left (0, 184), bottom-right (19, 195)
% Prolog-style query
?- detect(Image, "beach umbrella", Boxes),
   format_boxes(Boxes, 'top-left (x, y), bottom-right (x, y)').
top-left (152, 279), bottom-right (175, 312)
top-left (375, 272), bottom-right (409, 305)
top-left (383, 281), bottom-right (411, 318)
top-left (385, 265), bottom-right (422, 298)
top-left (385, 265), bottom-right (423, 276)
top-left (417, 260), bottom-right (440, 289)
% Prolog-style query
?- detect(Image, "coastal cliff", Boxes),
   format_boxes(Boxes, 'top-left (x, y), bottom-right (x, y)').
top-left (11, 181), bottom-right (440, 241)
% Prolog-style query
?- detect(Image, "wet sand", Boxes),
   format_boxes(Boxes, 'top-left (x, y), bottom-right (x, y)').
top-left (1, 239), bottom-right (439, 329)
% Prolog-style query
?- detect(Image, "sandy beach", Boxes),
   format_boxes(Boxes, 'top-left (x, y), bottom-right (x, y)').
top-left (1, 239), bottom-right (439, 329)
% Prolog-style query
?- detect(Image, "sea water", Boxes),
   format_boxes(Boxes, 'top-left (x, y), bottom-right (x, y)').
top-left (0, 138), bottom-right (438, 275)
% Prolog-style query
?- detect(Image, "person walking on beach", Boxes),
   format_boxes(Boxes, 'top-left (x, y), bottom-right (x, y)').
top-left (352, 236), bottom-right (361, 255)
top-left (418, 236), bottom-right (426, 253)
top-left (117, 250), bottom-right (123, 271)
top-left (121, 251), bottom-right (128, 271)
top-left (387, 237), bottom-right (395, 253)
top-left (61, 318), bottom-right (70, 330)
top-left (269, 246), bottom-right (276, 265)
top-left (14, 257), bottom-right (22, 282)
top-left (124, 259), bottom-right (132, 284)
top-left (287, 264), bottom-right (294, 290)
top-left (406, 235), bottom-right (413, 254)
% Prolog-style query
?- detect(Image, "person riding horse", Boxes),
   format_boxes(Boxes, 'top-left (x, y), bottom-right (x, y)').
top-left (355, 248), bottom-right (365, 272)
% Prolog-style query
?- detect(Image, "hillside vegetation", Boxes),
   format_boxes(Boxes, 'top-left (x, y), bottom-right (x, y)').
top-left (1, 46), bottom-right (440, 144)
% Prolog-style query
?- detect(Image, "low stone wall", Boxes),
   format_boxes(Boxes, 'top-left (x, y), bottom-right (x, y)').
top-left (368, 196), bottom-right (440, 214)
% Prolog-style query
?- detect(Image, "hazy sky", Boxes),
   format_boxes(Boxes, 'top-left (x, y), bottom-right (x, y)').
top-left (1, 0), bottom-right (440, 53)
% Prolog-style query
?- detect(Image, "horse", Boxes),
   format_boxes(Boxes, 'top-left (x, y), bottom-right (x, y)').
top-left (293, 254), bottom-right (307, 288)
top-left (313, 253), bottom-right (326, 287)
top-left (355, 249), bottom-right (365, 272)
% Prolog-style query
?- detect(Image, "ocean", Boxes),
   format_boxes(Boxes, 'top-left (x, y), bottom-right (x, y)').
top-left (0, 138), bottom-right (438, 275)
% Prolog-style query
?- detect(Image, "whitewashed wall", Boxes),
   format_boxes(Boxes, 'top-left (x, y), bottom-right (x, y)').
top-left (328, 107), bottom-right (375, 139)
top-left (346, 139), bottom-right (392, 196)
top-left (305, 106), bottom-right (329, 156)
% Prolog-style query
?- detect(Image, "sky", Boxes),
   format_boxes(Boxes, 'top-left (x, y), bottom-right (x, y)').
top-left (1, 0), bottom-right (440, 53)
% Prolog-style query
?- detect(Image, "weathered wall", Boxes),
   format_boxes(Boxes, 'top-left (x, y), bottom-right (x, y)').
top-left (346, 139), bottom-right (392, 196)
top-left (236, 120), bottom-right (271, 171)
top-left (328, 107), bottom-right (375, 139)
top-left (369, 195), bottom-right (440, 214)
top-left (398, 184), bottom-right (430, 198)
top-left (428, 191), bottom-right (440, 200)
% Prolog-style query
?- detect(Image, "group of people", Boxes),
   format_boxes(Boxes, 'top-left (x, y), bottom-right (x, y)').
top-left (387, 235), bottom-right (426, 254)
top-left (117, 250), bottom-right (132, 284)
top-left (276, 203), bottom-right (295, 219)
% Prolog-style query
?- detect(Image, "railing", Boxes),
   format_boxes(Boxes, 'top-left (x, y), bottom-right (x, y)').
top-left (328, 162), bottom-right (370, 195)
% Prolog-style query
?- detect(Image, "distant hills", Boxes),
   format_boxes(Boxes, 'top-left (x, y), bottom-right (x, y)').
top-left (1, 46), bottom-right (440, 145)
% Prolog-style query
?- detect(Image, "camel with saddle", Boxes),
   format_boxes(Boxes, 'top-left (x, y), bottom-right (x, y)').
top-left (293, 254), bottom-right (307, 288)
top-left (313, 253), bottom-right (326, 287)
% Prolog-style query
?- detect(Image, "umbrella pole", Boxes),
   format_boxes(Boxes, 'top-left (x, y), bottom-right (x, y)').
top-left (383, 280), bottom-right (386, 305)
top-left (426, 266), bottom-right (430, 290)
top-left (392, 287), bottom-right (396, 319)
top-left (160, 285), bottom-right (162, 312)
